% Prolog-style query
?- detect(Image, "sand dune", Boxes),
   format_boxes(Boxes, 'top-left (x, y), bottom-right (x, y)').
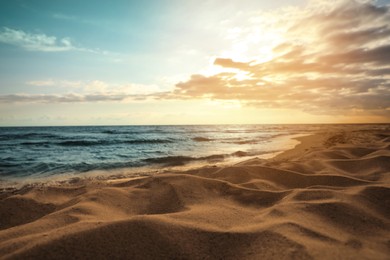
top-left (1, 128), bottom-right (389, 259)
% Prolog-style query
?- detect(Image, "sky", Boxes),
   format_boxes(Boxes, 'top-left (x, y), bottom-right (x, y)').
top-left (0, 0), bottom-right (389, 126)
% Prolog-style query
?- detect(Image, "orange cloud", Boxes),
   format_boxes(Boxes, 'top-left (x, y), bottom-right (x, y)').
top-left (164, 0), bottom-right (390, 119)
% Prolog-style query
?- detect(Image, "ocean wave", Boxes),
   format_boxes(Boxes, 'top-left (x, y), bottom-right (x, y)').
top-left (0, 149), bottom-right (277, 179)
top-left (0, 133), bottom-right (59, 140)
top-left (140, 151), bottom-right (264, 166)
top-left (0, 124), bottom-right (313, 180)
top-left (221, 134), bottom-right (286, 145)
top-left (1, 138), bottom-right (175, 147)
top-left (143, 156), bottom-right (195, 166)
top-left (226, 140), bottom-right (260, 145)
top-left (124, 139), bottom-right (174, 144)
top-left (192, 137), bottom-right (214, 142)
top-left (0, 161), bottom-right (19, 168)
top-left (56, 138), bottom-right (174, 147)
top-left (141, 150), bottom-right (262, 166)
top-left (143, 154), bottom-right (226, 166)
top-left (101, 128), bottom-right (183, 135)
top-left (226, 139), bottom-right (272, 145)
top-left (0, 161), bottom-right (140, 178)
top-left (21, 141), bottom-right (52, 146)
top-left (232, 151), bottom-right (249, 157)
top-left (57, 140), bottom-right (107, 146)
top-left (101, 130), bottom-right (142, 135)
top-left (101, 130), bottom-right (118, 134)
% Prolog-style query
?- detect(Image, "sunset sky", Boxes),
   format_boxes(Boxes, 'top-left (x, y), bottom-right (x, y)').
top-left (0, 0), bottom-right (389, 126)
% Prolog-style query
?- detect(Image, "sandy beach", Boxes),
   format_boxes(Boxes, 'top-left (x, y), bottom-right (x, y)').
top-left (0, 128), bottom-right (389, 259)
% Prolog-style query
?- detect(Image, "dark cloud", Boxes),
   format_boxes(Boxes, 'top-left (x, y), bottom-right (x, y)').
top-left (296, 1), bottom-right (390, 37)
top-left (327, 26), bottom-right (390, 48)
top-left (320, 44), bottom-right (390, 65)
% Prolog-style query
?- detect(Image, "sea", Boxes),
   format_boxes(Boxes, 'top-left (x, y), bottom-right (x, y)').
top-left (0, 124), bottom-right (385, 188)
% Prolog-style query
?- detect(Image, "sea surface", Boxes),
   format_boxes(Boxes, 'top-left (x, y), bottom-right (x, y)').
top-left (0, 124), bottom-right (385, 187)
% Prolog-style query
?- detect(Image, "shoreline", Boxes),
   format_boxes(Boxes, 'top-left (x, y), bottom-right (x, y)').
top-left (0, 132), bottom-right (306, 191)
top-left (1, 127), bottom-right (389, 259)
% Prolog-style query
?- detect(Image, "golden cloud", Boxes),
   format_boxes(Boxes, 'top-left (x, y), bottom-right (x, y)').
top-left (163, 0), bottom-right (390, 118)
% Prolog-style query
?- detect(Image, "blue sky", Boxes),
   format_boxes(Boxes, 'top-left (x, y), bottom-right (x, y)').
top-left (0, 0), bottom-right (307, 87)
top-left (1, 1), bottom-right (176, 89)
top-left (0, 0), bottom-right (389, 125)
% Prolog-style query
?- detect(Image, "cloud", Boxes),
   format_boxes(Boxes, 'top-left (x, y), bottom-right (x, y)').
top-left (320, 44), bottom-right (390, 65)
top-left (0, 27), bottom-right (76, 52)
top-left (25, 79), bottom-right (162, 94)
top-left (1, 80), bottom-right (167, 103)
top-left (26, 80), bottom-right (56, 87)
top-left (213, 58), bottom-right (250, 70)
top-left (326, 26), bottom-right (390, 48)
top-left (0, 27), bottom-right (115, 55)
top-left (2, 0), bottom-right (389, 121)
top-left (0, 27), bottom-right (123, 62)
top-left (0, 93), bottom-right (143, 103)
top-left (162, 0), bottom-right (390, 119)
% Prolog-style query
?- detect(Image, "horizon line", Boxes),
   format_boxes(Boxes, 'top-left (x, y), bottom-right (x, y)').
top-left (1, 122), bottom-right (389, 128)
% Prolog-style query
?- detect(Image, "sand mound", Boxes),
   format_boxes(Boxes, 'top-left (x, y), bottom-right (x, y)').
top-left (0, 128), bottom-right (389, 259)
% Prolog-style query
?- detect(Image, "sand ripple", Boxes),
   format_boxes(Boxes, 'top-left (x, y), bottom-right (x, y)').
top-left (1, 129), bottom-right (389, 259)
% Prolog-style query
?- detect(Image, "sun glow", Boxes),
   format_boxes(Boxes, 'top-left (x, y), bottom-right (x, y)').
top-left (202, 18), bottom-right (285, 79)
